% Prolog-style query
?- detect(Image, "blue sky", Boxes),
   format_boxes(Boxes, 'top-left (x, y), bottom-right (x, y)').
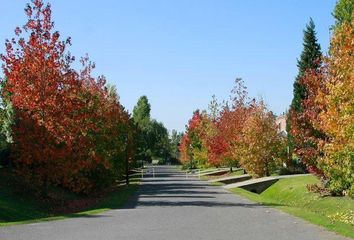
top-left (0, 1), bottom-right (337, 132)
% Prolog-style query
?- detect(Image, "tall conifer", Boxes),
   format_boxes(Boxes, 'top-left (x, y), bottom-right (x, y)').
top-left (287, 18), bottom-right (322, 163)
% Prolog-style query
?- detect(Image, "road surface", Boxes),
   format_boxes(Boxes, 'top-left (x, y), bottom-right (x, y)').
top-left (0, 166), bottom-right (350, 240)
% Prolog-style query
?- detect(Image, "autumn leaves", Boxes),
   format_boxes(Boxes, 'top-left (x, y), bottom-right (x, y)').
top-left (180, 2), bottom-right (354, 197)
top-left (1, 0), bottom-right (133, 193)
top-left (179, 79), bottom-right (285, 178)
top-left (289, 16), bottom-right (354, 196)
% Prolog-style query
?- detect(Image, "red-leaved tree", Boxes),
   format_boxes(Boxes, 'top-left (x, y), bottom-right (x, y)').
top-left (1, 0), bottom-right (133, 194)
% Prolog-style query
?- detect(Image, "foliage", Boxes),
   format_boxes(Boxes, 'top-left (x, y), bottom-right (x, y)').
top-left (184, 110), bottom-right (209, 167)
top-left (178, 110), bottom-right (210, 168)
top-left (181, 79), bottom-right (286, 176)
top-left (216, 79), bottom-right (249, 169)
top-left (306, 183), bottom-right (332, 197)
top-left (238, 100), bottom-right (284, 177)
top-left (328, 211), bottom-right (354, 226)
top-left (0, 78), bottom-right (14, 166)
top-left (179, 134), bottom-right (191, 165)
top-left (290, 12), bottom-right (354, 196)
top-left (316, 17), bottom-right (354, 196)
top-left (0, 0), bottom-right (132, 194)
top-left (288, 18), bottom-right (323, 172)
top-left (290, 67), bottom-right (327, 175)
top-left (149, 119), bottom-right (171, 161)
top-left (132, 95), bottom-right (151, 124)
top-left (0, 78), bottom-right (14, 144)
top-left (169, 129), bottom-right (182, 162)
top-left (0, 168), bottom-right (140, 226)
top-left (192, 111), bottom-right (213, 167)
top-left (291, 18), bottom-right (322, 113)
top-left (333, 0), bottom-right (354, 27)
top-left (132, 95), bottom-right (171, 162)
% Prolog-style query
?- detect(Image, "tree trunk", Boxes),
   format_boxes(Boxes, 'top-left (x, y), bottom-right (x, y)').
top-left (265, 160), bottom-right (270, 176)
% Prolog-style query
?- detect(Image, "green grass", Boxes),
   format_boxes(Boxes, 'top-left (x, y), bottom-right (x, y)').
top-left (230, 175), bottom-right (354, 238)
top-left (228, 169), bottom-right (245, 176)
top-left (201, 168), bottom-right (245, 182)
top-left (0, 169), bottom-right (141, 226)
top-left (210, 181), bottom-right (224, 186)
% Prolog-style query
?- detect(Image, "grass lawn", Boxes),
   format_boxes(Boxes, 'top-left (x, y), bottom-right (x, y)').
top-left (201, 168), bottom-right (245, 181)
top-left (230, 175), bottom-right (354, 238)
top-left (0, 169), bottom-right (141, 226)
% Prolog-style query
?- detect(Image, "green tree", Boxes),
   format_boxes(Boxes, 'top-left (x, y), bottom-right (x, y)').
top-left (132, 96), bottom-right (152, 161)
top-left (150, 120), bottom-right (171, 161)
top-left (287, 18), bottom-right (322, 165)
top-left (291, 18), bottom-right (322, 112)
top-left (170, 130), bottom-right (183, 162)
top-left (333, 0), bottom-right (354, 27)
top-left (132, 96), bottom-right (171, 163)
top-left (0, 78), bottom-right (14, 167)
top-left (133, 96), bottom-right (151, 123)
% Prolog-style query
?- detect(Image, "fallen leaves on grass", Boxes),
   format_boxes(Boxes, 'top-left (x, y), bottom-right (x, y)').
top-left (328, 211), bottom-right (354, 226)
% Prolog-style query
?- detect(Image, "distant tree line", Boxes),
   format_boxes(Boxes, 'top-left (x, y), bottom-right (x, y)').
top-left (132, 95), bottom-right (182, 164)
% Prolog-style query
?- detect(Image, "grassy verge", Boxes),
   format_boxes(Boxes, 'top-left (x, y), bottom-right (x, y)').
top-left (201, 168), bottom-right (244, 181)
top-left (230, 175), bottom-right (354, 238)
top-left (0, 169), bottom-right (141, 226)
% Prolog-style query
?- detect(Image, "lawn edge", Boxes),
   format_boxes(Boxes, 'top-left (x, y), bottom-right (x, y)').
top-left (0, 179), bottom-right (141, 227)
top-left (229, 187), bottom-right (354, 239)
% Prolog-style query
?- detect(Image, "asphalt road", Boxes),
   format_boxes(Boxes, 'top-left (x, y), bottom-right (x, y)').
top-left (0, 166), bottom-right (350, 240)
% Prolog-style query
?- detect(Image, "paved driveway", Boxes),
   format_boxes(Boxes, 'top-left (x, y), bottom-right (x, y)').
top-left (0, 166), bottom-right (350, 240)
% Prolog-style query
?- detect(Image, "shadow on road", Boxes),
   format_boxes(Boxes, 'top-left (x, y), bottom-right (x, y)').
top-left (121, 166), bottom-right (282, 210)
top-left (124, 199), bottom-right (268, 208)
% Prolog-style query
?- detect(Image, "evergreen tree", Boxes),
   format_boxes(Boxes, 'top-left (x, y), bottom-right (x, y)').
top-left (287, 19), bottom-right (322, 166)
top-left (291, 18), bottom-right (322, 112)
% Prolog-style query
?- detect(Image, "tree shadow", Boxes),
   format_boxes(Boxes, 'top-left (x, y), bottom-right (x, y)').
top-left (140, 189), bottom-right (229, 195)
top-left (122, 195), bottom-right (283, 209)
top-left (121, 178), bottom-right (283, 209)
top-left (0, 166), bottom-right (285, 225)
top-left (0, 167), bottom-right (140, 225)
top-left (137, 195), bottom-right (215, 199)
top-left (64, 213), bottom-right (112, 219)
top-left (140, 178), bottom-right (200, 182)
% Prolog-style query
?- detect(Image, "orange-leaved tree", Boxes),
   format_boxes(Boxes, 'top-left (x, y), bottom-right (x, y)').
top-left (238, 100), bottom-right (285, 177)
top-left (293, 14), bottom-right (353, 196)
top-left (316, 17), bottom-right (354, 196)
top-left (218, 78), bottom-right (249, 170)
